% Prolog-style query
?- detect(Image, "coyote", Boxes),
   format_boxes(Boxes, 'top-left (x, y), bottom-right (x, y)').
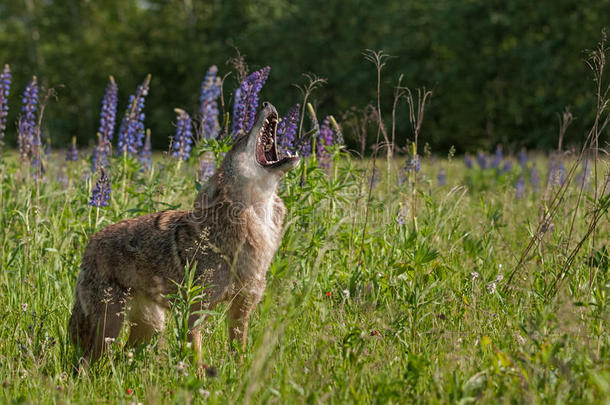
top-left (69, 102), bottom-right (300, 366)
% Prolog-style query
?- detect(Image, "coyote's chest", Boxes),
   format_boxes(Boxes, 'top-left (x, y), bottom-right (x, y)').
top-left (238, 196), bottom-right (282, 282)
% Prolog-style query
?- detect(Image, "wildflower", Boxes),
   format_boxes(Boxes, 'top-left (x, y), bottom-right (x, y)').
top-left (0, 64), bottom-right (11, 148)
top-left (470, 271), bottom-right (479, 280)
top-left (501, 160), bottom-right (512, 174)
top-left (515, 176), bottom-right (525, 198)
top-left (576, 158), bottom-right (591, 188)
top-left (172, 108), bottom-right (193, 160)
top-left (104, 337), bottom-right (115, 345)
top-left (463, 154), bottom-right (474, 169)
top-left (199, 389), bottom-right (210, 399)
top-left (232, 66), bottom-right (270, 135)
top-left (396, 213), bottom-right (406, 226)
top-left (98, 76), bottom-right (118, 143)
top-left (496, 274), bottom-right (504, 282)
top-left (342, 289), bottom-right (350, 299)
top-left (21, 303), bottom-right (28, 312)
top-left (66, 136), bottom-right (78, 162)
top-left (91, 133), bottom-right (110, 173)
top-left (140, 129), bottom-right (152, 169)
top-left (476, 151), bottom-right (488, 169)
top-left (491, 145), bottom-right (503, 169)
top-left (18, 76), bottom-right (39, 161)
top-left (437, 168), bottom-right (446, 186)
top-left (117, 74), bottom-right (150, 155)
top-left (126, 388), bottom-right (132, 395)
top-left (517, 148), bottom-right (527, 167)
top-left (199, 154), bottom-right (215, 182)
top-left (548, 156), bottom-right (566, 186)
top-left (317, 116), bottom-right (334, 168)
top-left (277, 104), bottom-right (299, 154)
top-left (56, 385), bottom-right (63, 392)
top-left (325, 291), bottom-right (331, 298)
top-left (516, 334), bottom-right (526, 345)
top-left (487, 282), bottom-right (497, 294)
top-left (530, 165), bottom-right (540, 192)
top-left (198, 66), bottom-right (221, 140)
top-left (405, 155), bottom-right (420, 173)
top-left (89, 167), bottom-right (111, 207)
top-left (370, 330), bottom-right (380, 336)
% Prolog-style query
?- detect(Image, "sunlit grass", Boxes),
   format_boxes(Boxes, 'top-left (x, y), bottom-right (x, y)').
top-left (0, 149), bottom-right (608, 403)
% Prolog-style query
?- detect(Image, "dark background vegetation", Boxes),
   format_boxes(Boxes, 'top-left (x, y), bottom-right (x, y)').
top-left (0, 0), bottom-right (608, 154)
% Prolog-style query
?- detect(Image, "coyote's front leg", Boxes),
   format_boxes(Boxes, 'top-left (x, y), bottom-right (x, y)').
top-left (228, 293), bottom-right (256, 350)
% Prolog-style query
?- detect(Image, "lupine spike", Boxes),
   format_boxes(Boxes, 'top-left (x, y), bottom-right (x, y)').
top-left (491, 145), bottom-right (503, 169)
top-left (172, 108), bottom-right (193, 161)
top-left (277, 104), bottom-right (300, 155)
top-left (199, 66), bottom-right (221, 140)
top-left (317, 116), bottom-right (334, 168)
top-left (515, 176), bottom-right (525, 198)
top-left (66, 136), bottom-right (78, 162)
top-left (117, 74), bottom-right (150, 155)
top-left (476, 151), bottom-right (488, 169)
top-left (18, 76), bottom-right (39, 161)
top-left (232, 66), bottom-right (270, 136)
top-left (89, 167), bottom-right (111, 207)
top-left (530, 165), bottom-right (540, 192)
top-left (91, 133), bottom-right (110, 173)
top-left (437, 168), bottom-right (447, 185)
top-left (517, 148), bottom-right (527, 167)
top-left (199, 153), bottom-right (215, 182)
top-left (140, 129), bottom-right (152, 169)
top-left (98, 76), bottom-right (118, 143)
top-left (0, 64), bottom-right (11, 150)
top-left (463, 154), bottom-right (474, 169)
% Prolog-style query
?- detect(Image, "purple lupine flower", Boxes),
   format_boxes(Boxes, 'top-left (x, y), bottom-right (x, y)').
top-left (405, 155), bottom-right (420, 173)
top-left (317, 116), bottom-right (334, 168)
top-left (464, 154), bottom-right (474, 169)
top-left (91, 133), bottom-right (110, 173)
top-left (172, 108), bottom-right (193, 160)
top-left (476, 151), bottom-right (488, 169)
top-left (530, 165), bottom-right (540, 192)
top-left (140, 129), bottom-right (152, 169)
top-left (66, 136), bottom-right (78, 161)
top-left (437, 168), bottom-right (446, 185)
top-left (198, 66), bottom-right (221, 140)
top-left (199, 155), bottom-right (215, 182)
top-left (517, 148), bottom-right (527, 167)
top-left (501, 160), bottom-right (512, 174)
top-left (0, 64), bottom-right (11, 148)
top-left (515, 176), bottom-right (525, 198)
top-left (98, 76), bottom-right (118, 143)
top-left (278, 104), bottom-right (300, 154)
top-left (18, 76), bottom-right (39, 161)
top-left (576, 158), bottom-right (591, 189)
top-left (89, 167), bottom-right (111, 207)
top-left (491, 145), bottom-right (503, 169)
top-left (548, 159), bottom-right (566, 186)
top-left (232, 66), bottom-right (270, 136)
top-left (117, 74), bottom-right (150, 155)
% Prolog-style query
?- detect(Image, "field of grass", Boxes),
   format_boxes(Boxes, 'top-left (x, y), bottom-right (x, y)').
top-left (0, 148), bottom-right (608, 404)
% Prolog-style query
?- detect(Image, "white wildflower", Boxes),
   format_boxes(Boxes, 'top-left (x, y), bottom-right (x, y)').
top-left (470, 271), bottom-right (479, 280)
top-left (342, 289), bottom-right (350, 299)
top-left (487, 282), bottom-right (497, 294)
top-left (198, 389), bottom-right (210, 399)
top-left (21, 303), bottom-right (28, 312)
top-left (496, 274), bottom-right (504, 282)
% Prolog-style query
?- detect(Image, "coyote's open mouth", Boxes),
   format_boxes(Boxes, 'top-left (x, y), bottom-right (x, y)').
top-left (255, 110), bottom-right (299, 168)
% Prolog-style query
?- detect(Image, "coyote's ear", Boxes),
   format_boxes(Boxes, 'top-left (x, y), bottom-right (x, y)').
top-left (194, 182), bottom-right (218, 211)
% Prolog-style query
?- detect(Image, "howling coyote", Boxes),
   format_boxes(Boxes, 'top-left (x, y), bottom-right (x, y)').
top-left (69, 102), bottom-right (300, 366)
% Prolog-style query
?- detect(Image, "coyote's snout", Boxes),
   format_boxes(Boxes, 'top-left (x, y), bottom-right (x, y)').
top-left (69, 102), bottom-right (299, 366)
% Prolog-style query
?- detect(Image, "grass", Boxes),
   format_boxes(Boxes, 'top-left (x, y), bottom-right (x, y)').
top-left (0, 147), bottom-right (608, 404)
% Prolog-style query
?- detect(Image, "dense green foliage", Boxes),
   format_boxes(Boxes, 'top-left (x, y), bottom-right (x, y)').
top-left (0, 149), bottom-right (608, 403)
top-left (1, 0), bottom-right (609, 152)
